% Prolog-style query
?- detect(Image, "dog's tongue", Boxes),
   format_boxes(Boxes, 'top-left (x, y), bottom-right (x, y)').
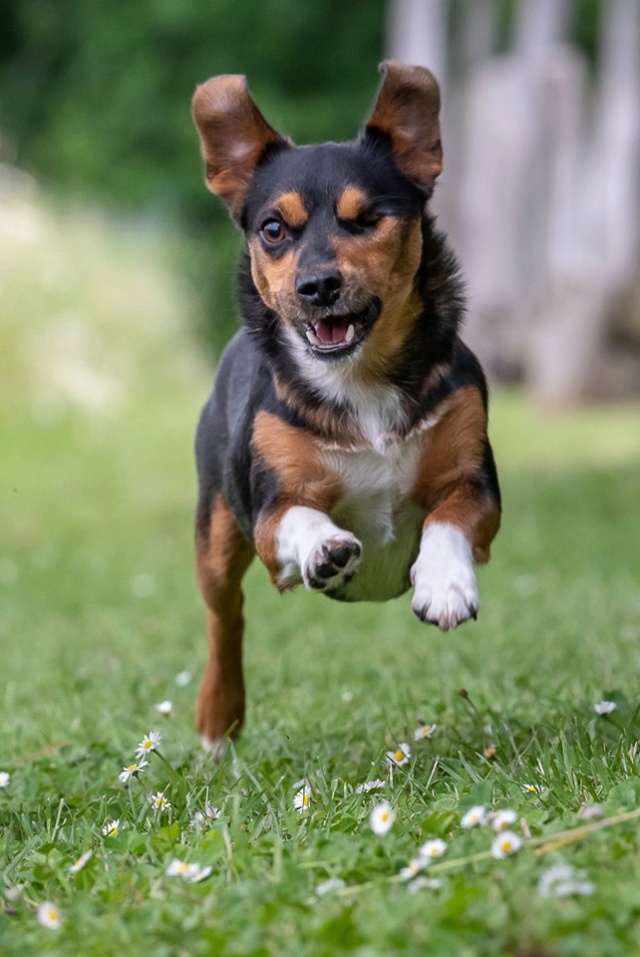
top-left (315, 317), bottom-right (349, 344)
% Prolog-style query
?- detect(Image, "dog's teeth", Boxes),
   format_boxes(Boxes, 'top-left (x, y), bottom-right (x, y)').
top-left (345, 324), bottom-right (355, 343)
top-left (306, 327), bottom-right (320, 345)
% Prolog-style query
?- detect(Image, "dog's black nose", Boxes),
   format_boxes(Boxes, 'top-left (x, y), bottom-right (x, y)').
top-left (296, 270), bottom-right (342, 306)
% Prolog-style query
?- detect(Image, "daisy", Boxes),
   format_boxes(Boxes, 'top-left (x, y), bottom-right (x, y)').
top-left (118, 758), bottom-right (148, 784)
top-left (154, 700), bottom-right (173, 716)
top-left (491, 808), bottom-right (517, 831)
top-left (537, 863), bottom-right (594, 898)
top-left (149, 791), bottom-right (172, 812)
top-left (370, 801), bottom-right (395, 836)
top-left (522, 783), bottom-right (546, 795)
top-left (102, 819), bottom-right (121, 837)
top-left (491, 830), bottom-right (523, 859)
top-left (460, 805), bottom-right (488, 828)
top-left (193, 805), bottom-right (221, 826)
top-left (69, 850), bottom-right (93, 874)
top-left (315, 878), bottom-right (346, 896)
top-left (419, 838), bottom-right (447, 861)
top-left (166, 858), bottom-right (212, 882)
top-left (37, 901), bottom-right (62, 929)
top-left (293, 784), bottom-right (312, 812)
top-left (414, 724), bottom-right (437, 741)
top-left (0, 771), bottom-right (10, 788)
top-left (386, 743), bottom-right (411, 768)
top-left (408, 877), bottom-right (443, 893)
top-left (354, 779), bottom-right (385, 793)
top-left (166, 858), bottom-right (199, 879)
top-left (175, 670), bottom-right (192, 686)
top-left (594, 701), bottom-right (617, 715)
top-left (135, 730), bottom-right (162, 758)
top-left (399, 857), bottom-right (427, 881)
top-left (4, 884), bottom-right (25, 902)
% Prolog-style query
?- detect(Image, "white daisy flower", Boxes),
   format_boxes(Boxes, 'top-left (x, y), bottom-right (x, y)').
top-left (491, 808), bottom-right (518, 831)
top-left (135, 730), bottom-right (162, 757)
top-left (522, 783), bottom-right (546, 795)
top-left (578, 804), bottom-right (604, 820)
top-left (194, 805), bottom-right (221, 825)
top-left (460, 805), bottom-right (488, 828)
top-left (315, 878), bottom-right (346, 896)
top-left (0, 771), bottom-right (10, 788)
top-left (537, 863), bottom-right (594, 898)
top-left (399, 857), bottom-right (427, 881)
top-left (293, 784), bottom-right (312, 812)
top-left (166, 858), bottom-right (199, 879)
top-left (68, 849), bottom-right (93, 874)
top-left (4, 884), bottom-right (25, 902)
top-left (37, 901), bottom-right (62, 929)
top-left (386, 743), bottom-right (411, 768)
top-left (594, 701), bottom-right (617, 715)
top-left (102, 819), bottom-right (121, 837)
top-left (149, 791), bottom-right (172, 812)
top-left (175, 670), bottom-right (192, 686)
top-left (354, 779), bottom-right (385, 794)
top-left (370, 801), bottom-right (395, 836)
top-left (118, 758), bottom-right (149, 784)
top-left (491, 830), bottom-right (523, 859)
top-left (154, 700), bottom-right (173, 716)
top-left (419, 838), bottom-right (447, 861)
top-left (414, 724), bottom-right (437, 741)
top-left (408, 877), bottom-right (443, 893)
top-left (165, 858), bottom-right (212, 882)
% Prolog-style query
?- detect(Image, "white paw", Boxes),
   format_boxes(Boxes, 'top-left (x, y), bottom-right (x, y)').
top-left (276, 506), bottom-right (362, 593)
top-left (411, 523), bottom-right (479, 631)
top-left (302, 532), bottom-right (362, 592)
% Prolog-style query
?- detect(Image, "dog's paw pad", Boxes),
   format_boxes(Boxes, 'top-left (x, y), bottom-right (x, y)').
top-left (304, 536), bottom-right (362, 592)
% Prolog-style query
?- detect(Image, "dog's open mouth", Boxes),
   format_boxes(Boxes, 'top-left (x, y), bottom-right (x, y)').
top-left (304, 312), bottom-right (370, 357)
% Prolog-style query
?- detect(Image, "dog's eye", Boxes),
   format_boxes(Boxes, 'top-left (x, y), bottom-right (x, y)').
top-left (261, 219), bottom-right (286, 244)
top-left (341, 211), bottom-right (380, 235)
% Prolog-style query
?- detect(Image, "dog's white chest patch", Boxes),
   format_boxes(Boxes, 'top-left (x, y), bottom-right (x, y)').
top-left (322, 433), bottom-right (426, 601)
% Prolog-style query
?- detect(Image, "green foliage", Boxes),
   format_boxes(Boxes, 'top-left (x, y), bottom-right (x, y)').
top-left (2, 193), bottom-right (640, 956)
top-left (0, 0), bottom-right (387, 352)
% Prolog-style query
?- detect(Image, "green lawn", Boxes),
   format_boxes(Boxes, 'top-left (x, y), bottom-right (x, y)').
top-left (2, 194), bottom-right (640, 956)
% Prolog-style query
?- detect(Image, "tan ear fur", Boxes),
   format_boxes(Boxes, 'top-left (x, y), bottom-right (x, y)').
top-left (366, 60), bottom-right (443, 192)
top-left (192, 75), bottom-right (286, 221)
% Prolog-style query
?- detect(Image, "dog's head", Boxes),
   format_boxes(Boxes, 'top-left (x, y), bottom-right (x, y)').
top-left (192, 63), bottom-right (442, 369)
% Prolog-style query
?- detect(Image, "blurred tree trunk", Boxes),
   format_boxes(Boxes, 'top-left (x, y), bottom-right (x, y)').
top-left (385, 0), bottom-right (448, 83)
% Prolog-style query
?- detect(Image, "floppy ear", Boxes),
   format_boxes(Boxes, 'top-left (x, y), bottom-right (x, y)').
top-left (365, 60), bottom-right (443, 194)
top-left (192, 75), bottom-right (288, 222)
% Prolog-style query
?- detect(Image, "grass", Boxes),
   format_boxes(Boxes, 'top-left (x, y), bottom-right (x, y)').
top-left (2, 186), bottom-right (640, 956)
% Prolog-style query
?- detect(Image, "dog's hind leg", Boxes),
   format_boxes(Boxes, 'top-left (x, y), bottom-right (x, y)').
top-left (195, 493), bottom-right (255, 753)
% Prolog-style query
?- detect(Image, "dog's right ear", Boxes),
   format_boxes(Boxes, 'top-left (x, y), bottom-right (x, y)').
top-left (192, 75), bottom-right (288, 223)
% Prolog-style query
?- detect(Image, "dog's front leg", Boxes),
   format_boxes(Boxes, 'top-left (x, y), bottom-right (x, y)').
top-left (410, 518), bottom-right (479, 630)
top-left (410, 483), bottom-right (500, 631)
top-left (256, 505), bottom-right (362, 594)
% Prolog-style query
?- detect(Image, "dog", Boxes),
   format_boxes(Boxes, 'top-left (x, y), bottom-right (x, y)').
top-left (191, 62), bottom-right (501, 752)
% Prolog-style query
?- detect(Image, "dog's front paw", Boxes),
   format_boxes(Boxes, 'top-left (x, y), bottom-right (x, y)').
top-left (410, 523), bottom-right (479, 631)
top-left (303, 534), bottom-right (362, 593)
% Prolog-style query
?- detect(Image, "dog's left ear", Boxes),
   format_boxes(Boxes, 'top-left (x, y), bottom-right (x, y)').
top-left (365, 61), bottom-right (442, 194)
top-left (192, 74), bottom-right (288, 223)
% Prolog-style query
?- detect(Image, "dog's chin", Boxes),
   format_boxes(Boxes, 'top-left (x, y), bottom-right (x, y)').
top-left (299, 305), bottom-right (378, 362)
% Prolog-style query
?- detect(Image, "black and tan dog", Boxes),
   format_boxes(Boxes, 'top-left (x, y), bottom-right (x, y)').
top-left (191, 62), bottom-right (501, 752)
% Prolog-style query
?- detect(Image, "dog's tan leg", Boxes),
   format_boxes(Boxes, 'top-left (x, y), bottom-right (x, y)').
top-left (195, 494), bottom-right (254, 752)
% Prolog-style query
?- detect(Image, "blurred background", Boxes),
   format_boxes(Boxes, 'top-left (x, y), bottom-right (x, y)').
top-left (2, 0), bottom-right (639, 407)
